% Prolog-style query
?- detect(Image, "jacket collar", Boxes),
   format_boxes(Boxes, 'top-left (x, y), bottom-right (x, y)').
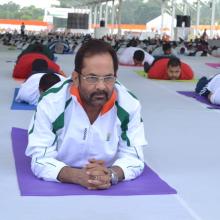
top-left (70, 85), bottom-right (117, 115)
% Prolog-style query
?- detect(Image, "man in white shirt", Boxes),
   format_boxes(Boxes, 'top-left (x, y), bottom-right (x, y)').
top-left (26, 39), bottom-right (147, 190)
top-left (16, 72), bottom-right (46, 105)
top-left (16, 58), bottom-right (66, 106)
top-left (196, 74), bottom-right (220, 105)
top-left (118, 46), bottom-right (154, 66)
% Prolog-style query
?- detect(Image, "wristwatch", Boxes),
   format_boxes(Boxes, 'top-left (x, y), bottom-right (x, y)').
top-left (109, 168), bottom-right (119, 185)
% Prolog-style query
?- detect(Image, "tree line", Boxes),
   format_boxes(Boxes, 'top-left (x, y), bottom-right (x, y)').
top-left (0, 1), bottom-right (44, 20)
top-left (0, 0), bottom-right (219, 25)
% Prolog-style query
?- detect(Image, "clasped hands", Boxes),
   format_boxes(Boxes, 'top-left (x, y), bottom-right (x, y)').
top-left (80, 159), bottom-right (111, 190)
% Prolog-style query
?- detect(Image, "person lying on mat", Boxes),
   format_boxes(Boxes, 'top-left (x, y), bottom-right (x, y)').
top-left (146, 57), bottom-right (194, 80)
top-left (152, 42), bottom-right (178, 58)
top-left (16, 59), bottom-right (65, 105)
top-left (17, 41), bottom-right (54, 61)
top-left (118, 46), bottom-right (154, 66)
top-left (13, 52), bottom-right (61, 79)
top-left (195, 74), bottom-right (220, 105)
top-left (26, 39), bottom-right (147, 190)
top-left (39, 73), bottom-right (63, 94)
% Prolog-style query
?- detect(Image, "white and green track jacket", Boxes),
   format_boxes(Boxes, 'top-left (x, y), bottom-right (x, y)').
top-left (26, 79), bottom-right (147, 182)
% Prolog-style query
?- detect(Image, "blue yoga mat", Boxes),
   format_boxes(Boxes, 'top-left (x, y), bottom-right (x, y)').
top-left (11, 88), bottom-right (36, 110)
top-left (11, 127), bottom-right (177, 196)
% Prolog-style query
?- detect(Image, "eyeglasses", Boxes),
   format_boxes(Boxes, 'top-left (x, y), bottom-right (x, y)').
top-left (80, 74), bottom-right (116, 84)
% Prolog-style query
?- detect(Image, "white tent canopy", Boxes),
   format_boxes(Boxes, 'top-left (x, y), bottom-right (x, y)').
top-left (146, 13), bottom-right (176, 35)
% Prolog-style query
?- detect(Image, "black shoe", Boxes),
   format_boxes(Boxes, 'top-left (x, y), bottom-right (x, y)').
top-left (195, 77), bottom-right (210, 97)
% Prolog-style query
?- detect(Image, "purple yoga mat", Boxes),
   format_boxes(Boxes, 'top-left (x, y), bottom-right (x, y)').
top-left (177, 91), bottom-right (220, 109)
top-left (11, 127), bottom-right (177, 196)
top-left (205, 63), bottom-right (220, 69)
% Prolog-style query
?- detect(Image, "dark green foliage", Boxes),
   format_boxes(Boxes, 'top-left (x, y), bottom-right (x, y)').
top-left (0, 1), bottom-right (43, 20)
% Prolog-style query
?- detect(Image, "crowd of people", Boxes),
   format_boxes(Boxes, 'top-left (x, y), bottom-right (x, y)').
top-left (1, 28), bottom-right (220, 189)
top-left (1, 28), bottom-right (220, 57)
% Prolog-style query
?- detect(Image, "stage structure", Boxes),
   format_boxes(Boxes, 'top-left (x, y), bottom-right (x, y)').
top-left (44, 7), bottom-right (90, 31)
top-left (160, 0), bottom-right (218, 39)
top-left (42, 0), bottom-right (218, 38)
top-left (62, 0), bottom-right (123, 36)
